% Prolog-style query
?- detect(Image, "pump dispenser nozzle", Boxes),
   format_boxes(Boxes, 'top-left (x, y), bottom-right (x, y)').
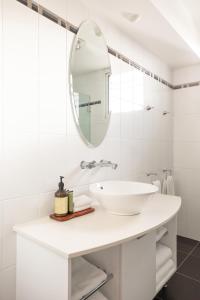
top-left (59, 176), bottom-right (65, 191)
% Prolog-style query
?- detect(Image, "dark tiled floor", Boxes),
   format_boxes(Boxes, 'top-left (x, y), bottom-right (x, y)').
top-left (154, 235), bottom-right (200, 300)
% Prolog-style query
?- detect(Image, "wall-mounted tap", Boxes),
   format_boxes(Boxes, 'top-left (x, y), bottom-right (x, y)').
top-left (146, 172), bottom-right (158, 177)
top-left (98, 160), bottom-right (118, 169)
top-left (145, 105), bottom-right (154, 111)
top-left (80, 160), bottom-right (97, 169)
top-left (80, 160), bottom-right (118, 170)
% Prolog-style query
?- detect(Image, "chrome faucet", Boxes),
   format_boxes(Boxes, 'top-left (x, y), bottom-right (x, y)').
top-left (80, 160), bottom-right (97, 169)
top-left (80, 160), bottom-right (118, 170)
top-left (98, 160), bottom-right (118, 169)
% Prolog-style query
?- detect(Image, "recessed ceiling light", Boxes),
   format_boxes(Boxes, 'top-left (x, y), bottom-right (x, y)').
top-left (122, 12), bottom-right (141, 23)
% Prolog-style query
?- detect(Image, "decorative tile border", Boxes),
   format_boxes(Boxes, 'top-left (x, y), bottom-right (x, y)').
top-left (16, 0), bottom-right (200, 91)
top-left (107, 46), bottom-right (174, 89)
top-left (173, 81), bottom-right (200, 89)
top-left (79, 100), bottom-right (101, 108)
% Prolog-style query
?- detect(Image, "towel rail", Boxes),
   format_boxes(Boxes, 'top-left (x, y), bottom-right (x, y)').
top-left (146, 172), bottom-right (158, 177)
top-left (163, 169), bottom-right (172, 174)
top-left (80, 273), bottom-right (113, 300)
top-left (162, 169), bottom-right (172, 178)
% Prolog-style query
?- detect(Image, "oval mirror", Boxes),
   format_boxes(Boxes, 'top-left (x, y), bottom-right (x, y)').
top-left (69, 20), bottom-right (111, 147)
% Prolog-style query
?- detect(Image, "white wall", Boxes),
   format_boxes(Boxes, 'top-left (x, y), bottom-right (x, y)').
top-left (0, 0), bottom-right (172, 299)
top-left (173, 64), bottom-right (200, 241)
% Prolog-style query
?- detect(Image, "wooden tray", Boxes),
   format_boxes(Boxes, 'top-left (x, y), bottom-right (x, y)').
top-left (49, 207), bottom-right (95, 222)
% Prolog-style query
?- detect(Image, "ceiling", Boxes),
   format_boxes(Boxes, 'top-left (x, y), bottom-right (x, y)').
top-left (80, 0), bottom-right (200, 69)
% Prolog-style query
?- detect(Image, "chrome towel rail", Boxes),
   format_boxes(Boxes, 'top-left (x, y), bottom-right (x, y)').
top-left (80, 273), bottom-right (113, 300)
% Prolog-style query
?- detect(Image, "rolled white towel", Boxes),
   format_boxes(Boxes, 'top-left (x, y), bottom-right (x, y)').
top-left (74, 204), bottom-right (91, 213)
top-left (89, 291), bottom-right (108, 300)
top-left (166, 175), bottom-right (175, 195)
top-left (152, 180), bottom-right (161, 193)
top-left (156, 259), bottom-right (174, 284)
top-left (72, 257), bottom-right (107, 300)
top-left (156, 227), bottom-right (168, 242)
top-left (156, 243), bottom-right (172, 271)
top-left (162, 179), bottom-right (167, 194)
top-left (74, 195), bottom-right (93, 208)
top-left (156, 266), bottom-right (175, 293)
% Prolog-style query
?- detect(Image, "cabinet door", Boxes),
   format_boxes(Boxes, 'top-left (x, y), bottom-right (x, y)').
top-left (121, 232), bottom-right (156, 300)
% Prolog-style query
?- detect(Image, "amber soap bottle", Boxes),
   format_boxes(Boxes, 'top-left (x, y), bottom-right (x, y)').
top-left (54, 176), bottom-right (68, 216)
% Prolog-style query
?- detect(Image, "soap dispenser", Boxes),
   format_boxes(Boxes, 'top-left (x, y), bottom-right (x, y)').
top-left (54, 176), bottom-right (68, 216)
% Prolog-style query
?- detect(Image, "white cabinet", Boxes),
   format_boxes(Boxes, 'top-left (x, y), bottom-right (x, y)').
top-left (120, 232), bottom-right (156, 300)
top-left (14, 195), bottom-right (181, 300)
top-left (84, 217), bottom-right (177, 300)
top-left (85, 231), bottom-right (156, 300)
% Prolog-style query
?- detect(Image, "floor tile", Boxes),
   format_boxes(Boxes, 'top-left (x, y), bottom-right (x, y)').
top-left (177, 250), bottom-right (188, 267)
top-left (157, 273), bottom-right (200, 300)
top-left (177, 236), bottom-right (198, 254)
top-left (178, 255), bottom-right (200, 281)
top-left (191, 244), bottom-right (200, 259)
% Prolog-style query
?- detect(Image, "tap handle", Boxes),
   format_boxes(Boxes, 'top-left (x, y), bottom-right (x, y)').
top-left (80, 160), bottom-right (97, 169)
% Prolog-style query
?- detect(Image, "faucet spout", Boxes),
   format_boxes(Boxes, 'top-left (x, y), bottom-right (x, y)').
top-left (80, 160), bottom-right (118, 170)
top-left (99, 160), bottom-right (118, 169)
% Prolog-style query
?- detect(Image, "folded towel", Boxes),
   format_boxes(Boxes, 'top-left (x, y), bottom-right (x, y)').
top-left (166, 175), bottom-right (175, 195)
top-left (156, 244), bottom-right (172, 271)
top-left (74, 195), bottom-right (93, 208)
top-left (156, 264), bottom-right (176, 293)
top-left (73, 204), bottom-right (91, 213)
top-left (89, 291), bottom-right (108, 300)
top-left (156, 259), bottom-right (174, 284)
top-left (152, 180), bottom-right (161, 193)
top-left (72, 257), bottom-right (107, 300)
top-left (156, 227), bottom-right (168, 242)
top-left (162, 179), bottom-right (167, 194)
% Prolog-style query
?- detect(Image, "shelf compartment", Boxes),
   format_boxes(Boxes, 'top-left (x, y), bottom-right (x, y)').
top-left (80, 273), bottom-right (113, 300)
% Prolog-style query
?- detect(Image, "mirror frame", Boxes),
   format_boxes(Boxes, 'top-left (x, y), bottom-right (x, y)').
top-left (69, 20), bottom-right (111, 148)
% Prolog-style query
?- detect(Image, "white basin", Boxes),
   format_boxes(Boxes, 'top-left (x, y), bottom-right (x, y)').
top-left (89, 180), bottom-right (158, 215)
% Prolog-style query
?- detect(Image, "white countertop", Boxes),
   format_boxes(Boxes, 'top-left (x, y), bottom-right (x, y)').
top-left (13, 194), bottom-right (181, 258)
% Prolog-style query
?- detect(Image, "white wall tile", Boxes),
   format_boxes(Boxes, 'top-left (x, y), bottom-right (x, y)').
top-left (173, 65), bottom-right (200, 240)
top-left (174, 168), bottom-right (200, 240)
top-left (39, 134), bottom-right (69, 192)
top-left (39, 191), bottom-right (54, 217)
top-left (174, 115), bottom-right (200, 142)
top-left (39, 15), bottom-right (67, 136)
top-left (173, 141), bottom-right (200, 169)
top-left (173, 64), bottom-right (200, 85)
top-left (3, 0), bottom-right (38, 139)
top-left (173, 86), bottom-right (200, 116)
top-left (120, 140), bottom-right (144, 180)
top-left (2, 195), bottom-right (39, 268)
top-left (0, 0), bottom-right (41, 201)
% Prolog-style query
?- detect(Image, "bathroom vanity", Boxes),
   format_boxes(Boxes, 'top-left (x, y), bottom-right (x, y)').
top-left (14, 193), bottom-right (181, 300)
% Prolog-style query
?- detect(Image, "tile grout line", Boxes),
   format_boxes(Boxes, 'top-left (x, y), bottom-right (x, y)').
top-left (177, 241), bottom-right (200, 270)
top-left (176, 271), bottom-right (200, 285)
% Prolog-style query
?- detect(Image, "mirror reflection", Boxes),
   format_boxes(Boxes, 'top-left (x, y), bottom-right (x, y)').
top-left (70, 20), bottom-right (111, 147)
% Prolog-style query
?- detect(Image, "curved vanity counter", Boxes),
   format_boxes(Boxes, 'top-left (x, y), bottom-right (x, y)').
top-left (13, 193), bottom-right (181, 258)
